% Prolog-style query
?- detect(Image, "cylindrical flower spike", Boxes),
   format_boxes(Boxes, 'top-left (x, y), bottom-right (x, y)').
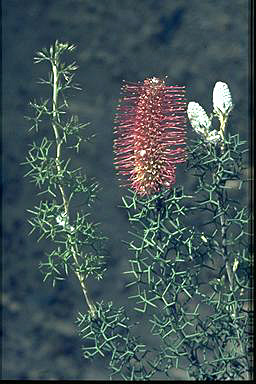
top-left (113, 77), bottom-right (186, 196)
top-left (213, 81), bottom-right (233, 145)
top-left (187, 101), bottom-right (211, 135)
top-left (187, 101), bottom-right (222, 144)
top-left (213, 81), bottom-right (233, 117)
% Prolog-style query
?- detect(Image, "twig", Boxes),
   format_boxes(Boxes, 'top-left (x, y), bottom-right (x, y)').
top-left (51, 50), bottom-right (96, 317)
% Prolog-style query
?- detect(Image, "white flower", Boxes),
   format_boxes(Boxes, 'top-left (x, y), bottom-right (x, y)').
top-left (207, 130), bottom-right (222, 143)
top-left (56, 212), bottom-right (74, 232)
top-left (213, 81), bottom-right (233, 116)
top-left (56, 212), bottom-right (67, 227)
top-left (68, 225), bottom-right (75, 233)
top-left (187, 101), bottom-right (211, 135)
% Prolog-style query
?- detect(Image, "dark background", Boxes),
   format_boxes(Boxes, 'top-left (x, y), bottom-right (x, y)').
top-left (1, 0), bottom-right (250, 380)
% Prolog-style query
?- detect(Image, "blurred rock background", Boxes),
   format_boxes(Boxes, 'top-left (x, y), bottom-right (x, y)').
top-left (2, 0), bottom-right (250, 380)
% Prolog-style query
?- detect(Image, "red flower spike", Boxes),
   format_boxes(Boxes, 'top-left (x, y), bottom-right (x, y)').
top-left (113, 77), bottom-right (186, 196)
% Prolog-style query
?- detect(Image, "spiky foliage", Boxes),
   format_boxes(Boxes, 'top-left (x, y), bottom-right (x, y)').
top-left (23, 41), bottom-right (107, 316)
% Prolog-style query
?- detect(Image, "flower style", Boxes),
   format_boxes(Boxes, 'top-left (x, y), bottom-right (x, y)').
top-left (113, 77), bottom-right (186, 195)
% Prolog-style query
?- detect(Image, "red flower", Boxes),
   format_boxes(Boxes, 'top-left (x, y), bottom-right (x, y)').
top-left (113, 77), bottom-right (186, 196)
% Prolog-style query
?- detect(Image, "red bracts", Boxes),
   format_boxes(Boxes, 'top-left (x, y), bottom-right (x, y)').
top-left (113, 77), bottom-right (186, 196)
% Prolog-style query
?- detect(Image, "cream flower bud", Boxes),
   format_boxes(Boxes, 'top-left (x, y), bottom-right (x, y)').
top-left (56, 212), bottom-right (74, 232)
top-left (207, 130), bottom-right (222, 143)
top-left (56, 213), bottom-right (67, 227)
top-left (187, 101), bottom-right (211, 135)
top-left (213, 81), bottom-right (233, 116)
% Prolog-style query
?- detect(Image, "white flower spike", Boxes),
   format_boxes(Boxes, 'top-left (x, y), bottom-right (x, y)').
top-left (213, 81), bottom-right (233, 117)
top-left (213, 81), bottom-right (233, 146)
top-left (187, 101), bottom-right (211, 135)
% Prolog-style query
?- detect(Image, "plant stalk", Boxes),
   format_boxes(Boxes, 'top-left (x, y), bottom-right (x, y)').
top-left (51, 54), bottom-right (96, 317)
top-left (217, 140), bottom-right (244, 355)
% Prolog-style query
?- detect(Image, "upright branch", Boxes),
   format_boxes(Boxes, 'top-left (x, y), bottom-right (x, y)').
top-left (24, 41), bottom-right (106, 318)
top-left (50, 44), bottom-right (96, 317)
top-left (188, 81), bottom-right (250, 361)
top-left (213, 82), bottom-right (245, 355)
